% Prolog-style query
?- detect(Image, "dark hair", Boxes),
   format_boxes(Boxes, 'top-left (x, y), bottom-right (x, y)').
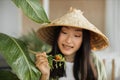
top-left (49, 27), bottom-right (65, 79)
top-left (73, 29), bottom-right (97, 80)
top-left (49, 27), bottom-right (97, 80)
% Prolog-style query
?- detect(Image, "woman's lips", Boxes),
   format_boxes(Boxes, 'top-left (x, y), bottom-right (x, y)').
top-left (62, 44), bottom-right (73, 50)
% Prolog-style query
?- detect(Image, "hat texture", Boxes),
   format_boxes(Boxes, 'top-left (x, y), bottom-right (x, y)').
top-left (37, 8), bottom-right (109, 51)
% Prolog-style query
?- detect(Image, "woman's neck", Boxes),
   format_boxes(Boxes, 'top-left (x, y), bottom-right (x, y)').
top-left (64, 54), bottom-right (75, 62)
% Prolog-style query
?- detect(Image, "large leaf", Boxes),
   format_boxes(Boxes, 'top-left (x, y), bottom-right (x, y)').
top-left (12, 0), bottom-right (50, 23)
top-left (0, 33), bottom-right (41, 80)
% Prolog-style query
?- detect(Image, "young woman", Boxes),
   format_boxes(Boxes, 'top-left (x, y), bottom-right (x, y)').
top-left (35, 8), bottom-right (109, 80)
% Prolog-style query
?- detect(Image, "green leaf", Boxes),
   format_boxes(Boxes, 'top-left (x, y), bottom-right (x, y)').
top-left (0, 33), bottom-right (41, 80)
top-left (0, 70), bottom-right (19, 80)
top-left (12, 0), bottom-right (50, 23)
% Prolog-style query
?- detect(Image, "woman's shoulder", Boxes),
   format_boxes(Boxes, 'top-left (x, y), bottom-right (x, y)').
top-left (90, 52), bottom-right (107, 80)
top-left (90, 52), bottom-right (103, 64)
top-left (90, 52), bottom-right (100, 59)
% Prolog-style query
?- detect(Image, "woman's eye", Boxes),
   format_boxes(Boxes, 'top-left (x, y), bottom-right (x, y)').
top-left (61, 31), bottom-right (67, 34)
top-left (74, 35), bottom-right (81, 37)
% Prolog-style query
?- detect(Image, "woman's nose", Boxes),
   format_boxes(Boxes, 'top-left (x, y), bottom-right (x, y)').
top-left (65, 35), bottom-right (72, 43)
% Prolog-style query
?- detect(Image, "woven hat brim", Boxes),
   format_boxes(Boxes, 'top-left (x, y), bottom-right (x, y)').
top-left (37, 24), bottom-right (109, 51)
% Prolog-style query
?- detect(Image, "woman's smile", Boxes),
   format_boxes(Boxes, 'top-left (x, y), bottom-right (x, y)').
top-left (62, 44), bottom-right (73, 50)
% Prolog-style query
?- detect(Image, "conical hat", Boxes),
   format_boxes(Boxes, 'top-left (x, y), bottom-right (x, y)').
top-left (37, 8), bottom-right (109, 51)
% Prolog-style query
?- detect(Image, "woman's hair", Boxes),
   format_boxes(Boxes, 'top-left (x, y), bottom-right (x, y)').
top-left (49, 26), bottom-right (97, 80)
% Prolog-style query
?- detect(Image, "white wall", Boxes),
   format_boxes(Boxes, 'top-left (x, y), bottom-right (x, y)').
top-left (95, 0), bottom-right (120, 79)
top-left (0, 0), bottom-right (21, 37)
top-left (105, 0), bottom-right (120, 54)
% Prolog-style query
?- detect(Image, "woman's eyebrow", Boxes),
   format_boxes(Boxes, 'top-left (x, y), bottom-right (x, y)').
top-left (75, 29), bottom-right (82, 32)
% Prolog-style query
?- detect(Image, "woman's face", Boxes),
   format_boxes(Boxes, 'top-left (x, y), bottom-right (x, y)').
top-left (58, 26), bottom-right (83, 56)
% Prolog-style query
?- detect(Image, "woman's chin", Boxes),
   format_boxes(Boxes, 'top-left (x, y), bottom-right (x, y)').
top-left (61, 51), bottom-right (73, 56)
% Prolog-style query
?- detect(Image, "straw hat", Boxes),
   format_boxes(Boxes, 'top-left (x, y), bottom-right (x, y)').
top-left (37, 7), bottom-right (109, 51)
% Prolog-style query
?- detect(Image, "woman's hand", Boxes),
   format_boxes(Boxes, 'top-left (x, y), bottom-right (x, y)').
top-left (35, 52), bottom-right (50, 80)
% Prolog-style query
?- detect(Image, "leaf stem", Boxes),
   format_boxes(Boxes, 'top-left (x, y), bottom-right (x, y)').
top-left (28, 49), bottom-right (49, 57)
top-left (28, 49), bottom-right (38, 55)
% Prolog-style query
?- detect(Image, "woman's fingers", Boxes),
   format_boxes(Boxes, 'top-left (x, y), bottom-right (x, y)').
top-left (36, 58), bottom-right (48, 67)
top-left (35, 52), bottom-right (49, 68)
top-left (35, 52), bottom-right (50, 75)
top-left (36, 52), bottom-right (47, 58)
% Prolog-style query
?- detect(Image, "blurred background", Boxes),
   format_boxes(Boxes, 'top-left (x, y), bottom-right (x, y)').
top-left (0, 0), bottom-right (120, 80)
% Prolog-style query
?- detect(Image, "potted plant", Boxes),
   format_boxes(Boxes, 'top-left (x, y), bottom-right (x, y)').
top-left (0, 0), bottom-right (51, 80)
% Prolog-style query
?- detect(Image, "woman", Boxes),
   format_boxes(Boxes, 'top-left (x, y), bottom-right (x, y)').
top-left (36, 8), bottom-right (109, 80)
